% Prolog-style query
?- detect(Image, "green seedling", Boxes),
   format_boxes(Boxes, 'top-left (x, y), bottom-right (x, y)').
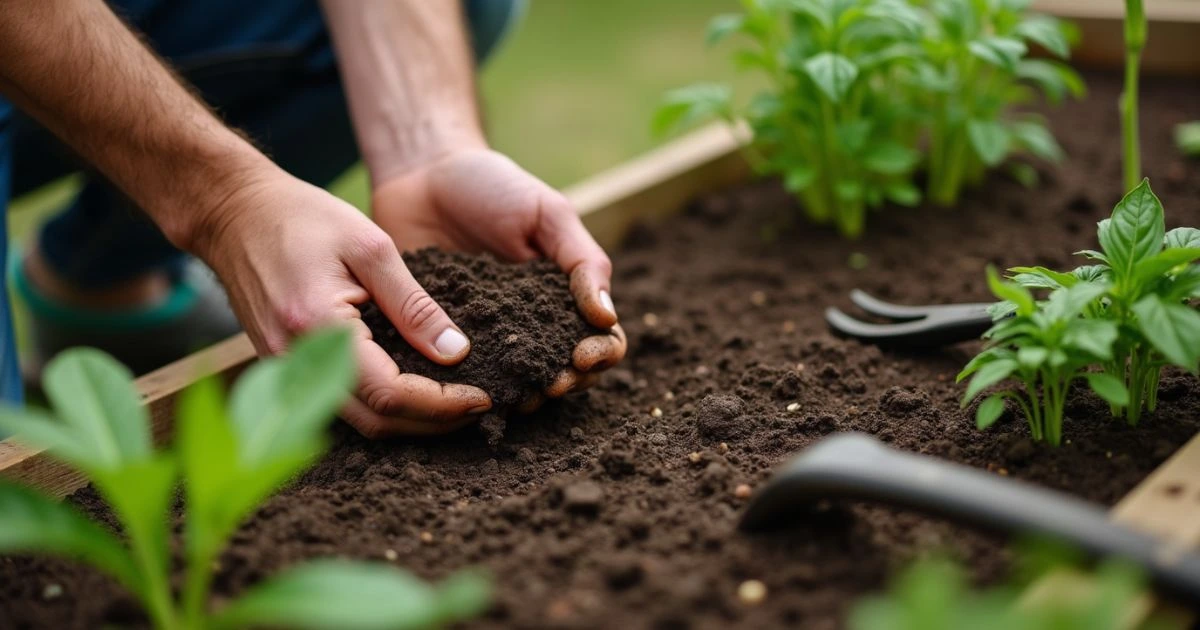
top-left (918, 0), bottom-right (1084, 205)
top-left (654, 0), bottom-right (928, 237)
top-left (850, 549), bottom-right (1150, 630)
top-left (958, 268), bottom-right (1126, 446)
top-left (0, 329), bottom-right (490, 630)
top-left (656, 0), bottom-right (1082, 236)
top-left (1176, 121), bottom-right (1200, 157)
top-left (1006, 180), bottom-right (1200, 425)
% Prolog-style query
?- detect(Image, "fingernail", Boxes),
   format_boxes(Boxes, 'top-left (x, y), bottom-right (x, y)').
top-left (434, 328), bottom-right (469, 359)
top-left (468, 405), bottom-right (491, 415)
top-left (599, 290), bottom-right (616, 318)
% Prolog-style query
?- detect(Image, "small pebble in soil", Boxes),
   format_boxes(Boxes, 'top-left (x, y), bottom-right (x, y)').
top-left (781, 320), bottom-right (796, 333)
top-left (734, 484), bottom-right (752, 499)
top-left (786, 402), bottom-right (800, 412)
top-left (796, 362), bottom-right (806, 372)
top-left (563, 480), bottom-right (605, 514)
top-left (642, 312), bottom-right (659, 327)
top-left (737, 580), bottom-right (767, 605)
top-left (650, 407), bottom-right (663, 418)
top-left (384, 549), bottom-right (398, 561)
top-left (688, 452), bottom-right (703, 464)
top-left (750, 290), bottom-right (767, 306)
top-left (419, 531), bottom-right (434, 544)
top-left (42, 584), bottom-right (63, 600)
top-left (664, 391), bottom-right (675, 400)
top-left (718, 442), bottom-right (729, 453)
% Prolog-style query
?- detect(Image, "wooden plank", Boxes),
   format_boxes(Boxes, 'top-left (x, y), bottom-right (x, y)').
top-left (0, 333), bottom-right (255, 498)
top-left (1034, 0), bottom-right (1200, 75)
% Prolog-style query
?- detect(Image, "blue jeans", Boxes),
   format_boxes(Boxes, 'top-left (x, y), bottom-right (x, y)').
top-left (0, 0), bottom-right (523, 404)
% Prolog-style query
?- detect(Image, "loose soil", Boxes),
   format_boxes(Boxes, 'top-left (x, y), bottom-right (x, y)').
top-left (358, 248), bottom-right (605, 443)
top-left (3, 72), bottom-right (1200, 630)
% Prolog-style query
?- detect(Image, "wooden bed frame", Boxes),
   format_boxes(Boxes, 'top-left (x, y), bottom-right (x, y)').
top-left (2, 1), bottom-right (1198, 626)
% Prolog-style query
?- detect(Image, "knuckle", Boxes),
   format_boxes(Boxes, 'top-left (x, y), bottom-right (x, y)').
top-left (349, 230), bottom-right (395, 261)
top-left (399, 291), bottom-right (443, 333)
top-left (279, 303), bottom-right (317, 336)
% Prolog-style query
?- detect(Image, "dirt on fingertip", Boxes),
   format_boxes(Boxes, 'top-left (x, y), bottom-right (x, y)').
top-left (358, 248), bottom-right (607, 442)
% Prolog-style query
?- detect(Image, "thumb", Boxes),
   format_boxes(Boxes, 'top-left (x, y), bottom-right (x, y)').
top-left (348, 233), bottom-right (470, 365)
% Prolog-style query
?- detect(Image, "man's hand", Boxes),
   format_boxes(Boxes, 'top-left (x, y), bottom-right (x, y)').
top-left (191, 169), bottom-right (492, 438)
top-left (372, 148), bottom-right (627, 406)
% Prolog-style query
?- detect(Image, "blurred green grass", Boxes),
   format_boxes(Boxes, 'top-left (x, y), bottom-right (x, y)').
top-left (7, 0), bottom-right (754, 357)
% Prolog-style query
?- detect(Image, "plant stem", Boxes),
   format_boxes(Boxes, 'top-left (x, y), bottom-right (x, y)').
top-left (1122, 0), bottom-right (1146, 191)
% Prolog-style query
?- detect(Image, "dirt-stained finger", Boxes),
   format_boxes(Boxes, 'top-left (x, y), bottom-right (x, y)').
top-left (545, 368), bottom-right (581, 398)
top-left (339, 396), bottom-right (480, 439)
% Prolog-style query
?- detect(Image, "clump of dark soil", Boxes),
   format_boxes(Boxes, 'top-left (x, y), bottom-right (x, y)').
top-left (2, 72), bottom-right (1199, 630)
top-left (358, 248), bottom-right (605, 442)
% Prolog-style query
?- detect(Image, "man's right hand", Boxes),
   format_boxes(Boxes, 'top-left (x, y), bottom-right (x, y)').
top-left (191, 168), bottom-right (492, 438)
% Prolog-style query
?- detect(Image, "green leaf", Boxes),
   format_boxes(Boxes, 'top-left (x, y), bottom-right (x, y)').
top-left (212, 561), bottom-right (491, 630)
top-left (1165, 227), bottom-right (1200, 250)
top-left (1099, 179), bottom-right (1165, 280)
top-left (652, 84), bottom-right (733, 137)
top-left (1084, 373), bottom-right (1130, 407)
top-left (1132, 248), bottom-right (1200, 286)
top-left (1015, 59), bottom-right (1086, 104)
top-left (836, 120), bottom-right (874, 154)
top-left (783, 166), bottom-right (816, 193)
top-left (1075, 249), bottom-right (1109, 264)
top-left (1015, 15), bottom-right (1070, 58)
top-left (1008, 162), bottom-right (1038, 188)
top-left (1072, 265), bottom-right (1111, 283)
top-left (0, 406), bottom-right (102, 471)
top-left (706, 13), bottom-right (745, 45)
top-left (963, 358), bottom-right (1018, 403)
top-left (1009, 266), bottom-right (1077, 290)
top-left (1042, 282), bottom-right (1108, 321)
top-left (968, 36), bottom-right (1028, 71)
top-left (804, 52), bottom-right (859, 103)
top-left (1131, 296), bottom-right (1200, 372)
top-left (0, 483), bottom-right (139, 592)
top-left (885, 182), bottom-right (921, 207)
top-left (967, 120), bottom-right (1011, 167)
top-left (1175, 121), bottom-right (1200, 157)
top-left (1062, 319), bottom-right (1120, 361)
top-left (862, 142), bottom-right (920, 175)
top-left (986, 267), bottom-right (1034, 316)
top-left (230, 327), bottom-right (355, 466)
top-left (42, 348), bottom-right (151, 469)
top-left (958, 347), bottom-right (1014, 383)
top-left (1017, 346), bottom-right (1048, 369)
top-left (1010, 121), bottom-right (1064, 162)
top-left (90, 455), bottom-right (176, 590)
top-left (976, 396), bottom-right (1007, 429)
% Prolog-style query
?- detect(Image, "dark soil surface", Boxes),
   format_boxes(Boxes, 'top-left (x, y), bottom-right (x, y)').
top-left (3, 72), bottom-right (1200, 630)
top-left (358, 248), bottom-right (604, 443)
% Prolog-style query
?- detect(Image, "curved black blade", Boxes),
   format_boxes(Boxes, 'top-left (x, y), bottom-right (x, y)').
top-left (848, 290), bottom-right (929, 320)
top-left (739, 433), bottom-right (1200, 607)
top-left (825, 306), bottom-right (992, 349)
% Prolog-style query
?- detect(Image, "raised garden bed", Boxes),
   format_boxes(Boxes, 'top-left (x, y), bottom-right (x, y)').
top-left (3, 5), bottom-right (1200, 629)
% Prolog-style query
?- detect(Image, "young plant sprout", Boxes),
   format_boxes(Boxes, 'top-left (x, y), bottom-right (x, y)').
top-left (918, 0), bottom-right (1084, 205)
top-left (1176, 121), bottom-right (1200, 157)
top-left (0, 329), bottom-right (490, 630)
top-left (1006, 180), bottom-right (1200, 426)
top-left (958, 268), bottom-right (1126, 446)
top-left (655, 0), bottom-right (1082, 237)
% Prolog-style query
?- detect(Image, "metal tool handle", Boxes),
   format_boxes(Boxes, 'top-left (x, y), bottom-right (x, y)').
top-left (739, 433), bottom-right (1200, 606)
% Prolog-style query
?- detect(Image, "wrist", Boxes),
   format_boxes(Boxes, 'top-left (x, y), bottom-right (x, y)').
top-left (363, 118), bottom-right (488, 186)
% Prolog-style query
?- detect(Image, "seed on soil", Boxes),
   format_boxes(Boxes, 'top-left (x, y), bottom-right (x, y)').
top-left (688, 452), bottom-right (703, 464)
top-left (781, 320), bottom-right (796, 333)
top-left (750, 290), bottom-right (767, 306)
top-left (786, 402), bottom-right (800, 412)
top-left (419, 531), bottom-right (434, 544)
top-left (642, 312), bottom-right (660, 327)
top-left (796, 362), bottom-right (806, 372)
top-left (41, 584), bottom-right (62, 601)
top-left (664, 391), bottom-right (675, 400)
top-left (384, 548), bottom-right (398, 561)
top-left (737, 579), bottom-right (767, 605)
top-left (734, 484), bottom-right (752, 499)
top-left (718, 442), bottom-right (729, 453)
top-left (650, 407), bottom-right (663, 418)
top-left (563, 480), bottom-right (605, 514)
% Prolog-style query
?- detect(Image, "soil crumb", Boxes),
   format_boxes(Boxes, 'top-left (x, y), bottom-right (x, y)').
top-left (358, 248), bottom-right (605, 441)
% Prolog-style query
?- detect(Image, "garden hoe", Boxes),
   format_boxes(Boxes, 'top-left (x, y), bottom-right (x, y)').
top-left (825, 290), bottom-right (995, 349)
top-left (740, 432), bottom-right (1200, 607)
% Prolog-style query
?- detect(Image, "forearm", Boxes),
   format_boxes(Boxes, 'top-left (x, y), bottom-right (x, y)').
top-left (0, 0), bottom-right (275, 251)
top-left (320, 0), bottom-right (486, 185)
